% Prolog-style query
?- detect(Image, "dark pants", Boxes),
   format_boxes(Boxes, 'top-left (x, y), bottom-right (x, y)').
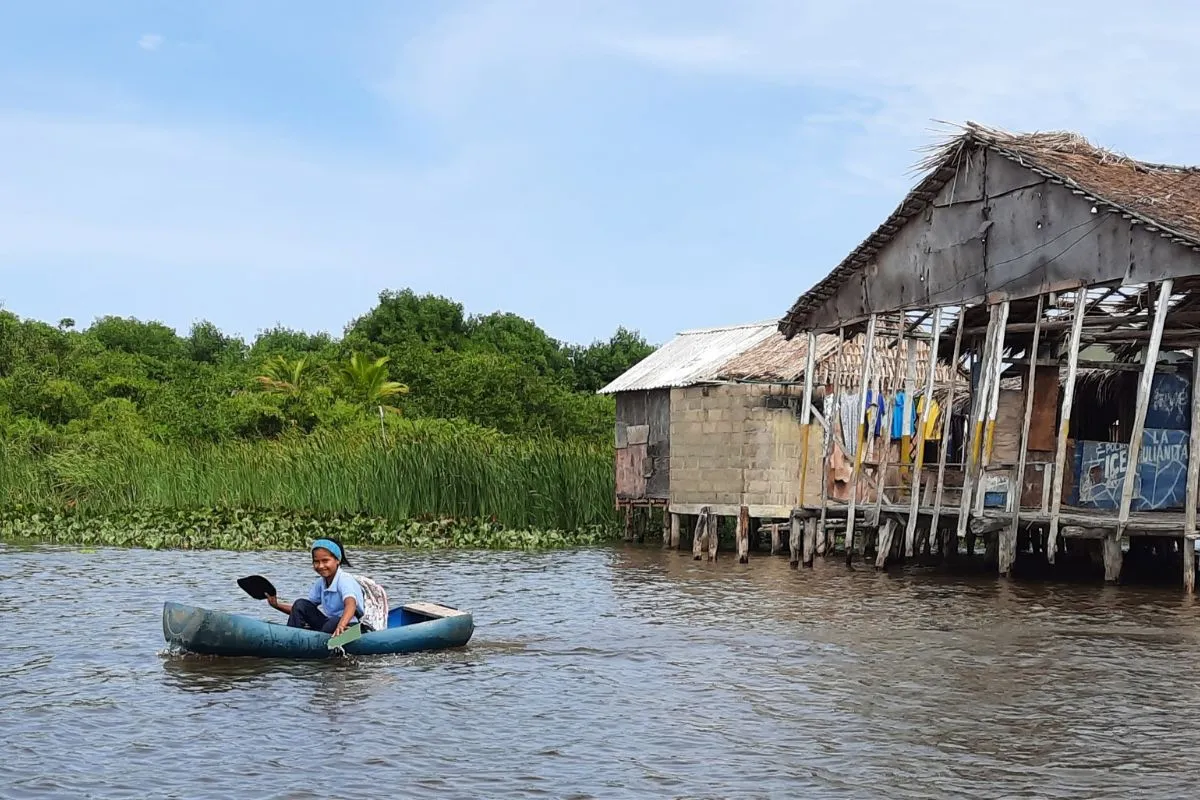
top-left (287, 599), bottom-right (340, 633)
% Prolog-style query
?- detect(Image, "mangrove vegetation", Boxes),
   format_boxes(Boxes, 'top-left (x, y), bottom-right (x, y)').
top-left (0, 289), bottom-right (653, 549)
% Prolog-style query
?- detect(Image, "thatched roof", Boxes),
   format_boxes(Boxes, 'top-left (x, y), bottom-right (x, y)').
top-left (719, 331), bottom-right (964, 390)
top-left (779, 121), bottom-right (1200, 339)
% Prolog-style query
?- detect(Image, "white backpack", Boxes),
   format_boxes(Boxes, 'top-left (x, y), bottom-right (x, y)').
top-left (350, 573), bottom-right (389, 632)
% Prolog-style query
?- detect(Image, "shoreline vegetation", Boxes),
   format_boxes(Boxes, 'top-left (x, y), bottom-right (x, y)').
top-left (1, 289), bottom-right (652, 550)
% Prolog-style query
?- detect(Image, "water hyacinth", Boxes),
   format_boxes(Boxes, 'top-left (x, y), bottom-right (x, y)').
top-left (0, 507), bottom-right (617, 552)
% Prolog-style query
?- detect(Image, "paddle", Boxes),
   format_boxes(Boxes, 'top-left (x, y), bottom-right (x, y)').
top-left (237, 574), bottom-right (277, 600)
top-left (327, 623), bottom-right (363, 650)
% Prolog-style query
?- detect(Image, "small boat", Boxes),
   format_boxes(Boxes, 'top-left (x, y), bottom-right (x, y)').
top-left (162, 600), bottom-right (474, 659)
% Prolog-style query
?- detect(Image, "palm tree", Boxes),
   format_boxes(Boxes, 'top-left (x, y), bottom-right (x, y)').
top-left (338, 352), bottom-right (409, 413)
top-left (255, 355), bottom-right (309, 397)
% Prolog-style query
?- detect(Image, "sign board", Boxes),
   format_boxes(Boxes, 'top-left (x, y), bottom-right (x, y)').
top-left (1072, 428), bottom-right (1189, 510)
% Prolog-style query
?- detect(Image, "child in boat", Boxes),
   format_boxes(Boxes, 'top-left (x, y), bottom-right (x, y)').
top-left (266, 538), bottom-right (365, 636)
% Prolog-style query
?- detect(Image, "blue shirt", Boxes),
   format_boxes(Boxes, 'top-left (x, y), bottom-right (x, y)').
top-left (307, 568), bottom-right (365, 621)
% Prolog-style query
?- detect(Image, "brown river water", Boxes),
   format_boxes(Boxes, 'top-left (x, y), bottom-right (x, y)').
top-left (3, 542), bottom-right (1199, 799)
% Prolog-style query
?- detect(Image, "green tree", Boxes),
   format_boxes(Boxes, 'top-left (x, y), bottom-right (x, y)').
top-left (337, 352), bottom-right (409, 413)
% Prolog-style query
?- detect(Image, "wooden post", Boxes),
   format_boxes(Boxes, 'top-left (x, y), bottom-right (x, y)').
top-left (707, 512), bottom-right (719, 562)
top-left (871, 319), bottom-right (908, 564)
top-left (1185, 346), bottom-right (1200, 594)
top-left (669, 511), bottom-right (681, 549)
top-left (1002, 295), bottom-right (1044, 577)
top-left (957, 304), bottom-right (1001, 545)
top-left (1047, 288), bottom-right (1088, 564)
top-left (623, 504), bottom-right (634, 542)
top-left (931, 308), bottom-right (966, 555)
top-left (973, 300), bottom-right (1011, 517)
top-left (798, 331), bottom-right (818, 507)
top-left (845, 315), bottom-right (878, 564)
top-left (789, 513), bottom-right (802, 568)
top-left (875, 518), bottom-right (896, 570)
top-left (1118, 280), bottom-right (1173, 534)
top-left (770, 524), bottom-right (782, 555)
top-left (661, 506), bottom-right (670, 548)
top-left (691, 507), bottom-right (709, 560)
top-left (905, 307), bottom-right (941, 558)
top-left (1103, 533), bottom-right (1123, 583)
top-left (818, 326), bottom-right (846, 555)
top-left (900, 329), bottom-right (918, 488)
top-left (803, 517), bottom-right (817, 567)
top-left (736, 506), bottom-right (750, 563)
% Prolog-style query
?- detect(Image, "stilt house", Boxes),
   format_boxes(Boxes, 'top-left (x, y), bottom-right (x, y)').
top-left (777, 122), bottom-right (1200, 591)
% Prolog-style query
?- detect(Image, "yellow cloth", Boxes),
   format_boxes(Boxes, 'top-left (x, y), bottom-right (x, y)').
top-left (916, 396), bottom-right (942, 440)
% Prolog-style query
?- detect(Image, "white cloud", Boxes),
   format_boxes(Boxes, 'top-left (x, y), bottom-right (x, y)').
top-left (138, 33), bottom-right (164, 52)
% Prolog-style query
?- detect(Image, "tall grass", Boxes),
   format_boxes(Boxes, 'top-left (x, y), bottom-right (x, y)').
top-left (0, 424), bottom-right (617, 531)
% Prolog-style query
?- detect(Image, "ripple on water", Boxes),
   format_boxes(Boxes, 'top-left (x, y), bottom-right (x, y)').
top-left (2, 542), bottom-right (1200, 798)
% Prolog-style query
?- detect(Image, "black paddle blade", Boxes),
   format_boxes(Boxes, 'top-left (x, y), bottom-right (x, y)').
top-left (237, 575), bottom-right (277, 600)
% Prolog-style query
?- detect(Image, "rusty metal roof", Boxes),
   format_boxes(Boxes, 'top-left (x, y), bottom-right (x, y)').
top-left (596, 322), bottom-right (777, 394)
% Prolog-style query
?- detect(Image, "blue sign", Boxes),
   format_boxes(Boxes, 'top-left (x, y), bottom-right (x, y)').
top-left (1073, 428), bottom-right (1190, 510)
top-left (1146, 372), bottom-right (1191, 431)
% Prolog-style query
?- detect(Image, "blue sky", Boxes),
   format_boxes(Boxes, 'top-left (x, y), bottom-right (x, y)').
top-left (3, 1), bottom-right (1200, 348)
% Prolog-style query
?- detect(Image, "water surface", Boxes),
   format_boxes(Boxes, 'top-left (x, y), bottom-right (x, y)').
top-left (3, 543), bottom-right (1198, 798)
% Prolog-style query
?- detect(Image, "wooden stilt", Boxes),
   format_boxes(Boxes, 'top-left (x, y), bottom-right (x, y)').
top-left (906, 307), bottom-right (942, 557)
top-left (973, 300), bottom-right (1011, 518)
top-left (707, 512), bottom-right (719, 562)
top-left (957, 305), bottom-right (1001, 546)
top-left (1047, 288), bottom-right (1088, 564)
top-left (1184, 346), bottom-right (1199, 594)
top-left (818, 326), bottom-right (846, 555)
top-left (1118, 280), bottom-right (1173, 536)
top-left (871, 318), bottom-right (908, 549)
top-left (770, 524), bottom-right (782, 556)
top-left (930, 308), bottom-right (966, 550)
top-left (669, 512), bottom-right (681, 549)
top-left (623, 505), bottom-right (634, 542)
top-left (1003, 295), bottom-right (1044, 577)
top-left (692, 507), bottom-right (710, 560)
top-left (661, 506), bottom-right (670, 548)
top-left (845, 314), bottom-right (879, 565)
top-left (875, 518), bottom-right (896, 570)
top-left (736, 506), bottom-right (750, 563)
top-left (803, 517), bottom-right (817, 567)
top-left (789, 512), bottom-right (802, 568)
top-left (1103, 533), bottom-right (1123, 583)
top-left (799, 331), bottom-right (818, 507)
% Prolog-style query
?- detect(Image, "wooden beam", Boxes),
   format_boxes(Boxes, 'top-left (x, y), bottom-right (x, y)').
top-left (1185, 347), bottom-right (1200, 594)
top-left (1047, 288), bottom-right (1088, 564)
top-left (900, 329), bottom-right (918, 491)
top-left (930, 308), bottom-right (966, 552)
top-left (906, 307), bottom-right (942, 557)
top-left (817, 326), bottom-right (846, 555)
top-left (845, 314), bottom-right (878, 564)
top-left (798, 331), bottom-right (818, 506)
top-left (803, 517), bottom-right (817, 567)
top-left (1003, 295), bottom-right (1043, 577)
top-left (1117, 280), bottom-right (1173, 540)
top-left (669, 512), bottom-right (681, 549)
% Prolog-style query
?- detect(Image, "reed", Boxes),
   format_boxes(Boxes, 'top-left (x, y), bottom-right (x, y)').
top-left (0, 422), bottom-right (618, 532)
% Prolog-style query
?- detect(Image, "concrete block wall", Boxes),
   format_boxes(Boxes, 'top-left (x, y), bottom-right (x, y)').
top-left (670, 383), bottom-right (820, 514)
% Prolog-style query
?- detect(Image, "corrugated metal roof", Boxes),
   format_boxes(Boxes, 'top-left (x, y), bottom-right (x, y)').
top-left (597, 321), bottom-right (777, 394)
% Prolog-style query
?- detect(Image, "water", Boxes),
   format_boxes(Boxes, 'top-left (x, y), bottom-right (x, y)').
top-left (3, 543), bottom-right (1199, 799)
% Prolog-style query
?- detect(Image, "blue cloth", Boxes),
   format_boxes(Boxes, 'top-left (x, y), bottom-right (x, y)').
top-left (865, 390), bottom-right (886, 438)
top-left (306, 567), bottom-right (365, 621)
top-left (891, 391), bottom-right (906, 439)
top-left (311, 538), bottom-right (342, 561)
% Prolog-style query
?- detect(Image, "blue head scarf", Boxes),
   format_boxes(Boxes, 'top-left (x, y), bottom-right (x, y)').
top-left (311, 538), bottom-right (343, 562)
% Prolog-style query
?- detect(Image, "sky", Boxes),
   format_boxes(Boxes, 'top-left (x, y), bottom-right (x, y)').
top-left (3, 1), bottom-right (1200, 348)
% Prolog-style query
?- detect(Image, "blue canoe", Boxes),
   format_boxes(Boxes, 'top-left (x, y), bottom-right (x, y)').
top-left (162, 600), bottom-right (474, 659)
